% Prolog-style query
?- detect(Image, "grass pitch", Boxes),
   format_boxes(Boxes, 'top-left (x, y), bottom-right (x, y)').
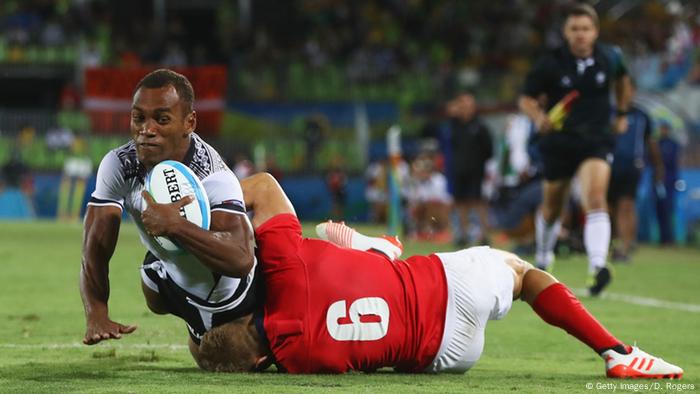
top-left (0, 221), bottom-right (698, 393)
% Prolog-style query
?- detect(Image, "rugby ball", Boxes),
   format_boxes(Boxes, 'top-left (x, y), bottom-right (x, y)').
top-left (144, 160), bottom-right (210, 253)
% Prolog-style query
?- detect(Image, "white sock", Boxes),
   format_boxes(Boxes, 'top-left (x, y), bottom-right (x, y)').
top-left (584, 210), bottom-right (611, 273)
top-left (315, 221), bottom-right (402, 260)
top-left (535, 211), bottom-right (561, 268)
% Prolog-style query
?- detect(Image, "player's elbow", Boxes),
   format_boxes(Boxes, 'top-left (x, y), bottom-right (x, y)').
top-left (517, 95), bottom-right (535, 111)
top-left (221, 251), bottom-right (255, 278)
top-left (236, 254), bottom-right (255, 278)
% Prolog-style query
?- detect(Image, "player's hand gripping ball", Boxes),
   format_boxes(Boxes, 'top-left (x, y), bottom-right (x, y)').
top-left (144, 160), bottom-right (210, 253)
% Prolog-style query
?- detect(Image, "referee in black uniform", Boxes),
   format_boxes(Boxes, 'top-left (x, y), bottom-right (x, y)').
top-left (518, 3), bottom-right (632, 296)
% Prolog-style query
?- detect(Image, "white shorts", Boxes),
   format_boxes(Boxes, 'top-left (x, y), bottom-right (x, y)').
top-left (427, 246), bottom-right (515, 373)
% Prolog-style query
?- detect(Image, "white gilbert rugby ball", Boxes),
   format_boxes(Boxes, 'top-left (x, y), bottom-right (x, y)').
top-left (144, 160), bottom-right (210, 253)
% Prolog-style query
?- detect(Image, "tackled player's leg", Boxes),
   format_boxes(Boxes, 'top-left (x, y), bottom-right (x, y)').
top-left (502, 250), bottom-right (682, 379)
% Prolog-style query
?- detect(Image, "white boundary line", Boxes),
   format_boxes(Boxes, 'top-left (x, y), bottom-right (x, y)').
top-left (573, 289), bottom-right (700, 313)
top-left (0, 343), bottom-right (187, 350)
top-left (2, 293), bottom-right (698, 350)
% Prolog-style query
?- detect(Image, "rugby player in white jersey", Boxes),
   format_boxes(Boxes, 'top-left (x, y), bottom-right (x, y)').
top-left (79, 69), bottom-right (260, 360)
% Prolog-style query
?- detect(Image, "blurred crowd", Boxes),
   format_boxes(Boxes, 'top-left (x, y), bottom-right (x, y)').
top-left (0, 0), bottom-right (697, 248)
top-left (2, 0), bottom-right (700, 101)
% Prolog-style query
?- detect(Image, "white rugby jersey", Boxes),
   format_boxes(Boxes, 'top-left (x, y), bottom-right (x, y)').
top-left (89, 134), bottom-right (256, 311)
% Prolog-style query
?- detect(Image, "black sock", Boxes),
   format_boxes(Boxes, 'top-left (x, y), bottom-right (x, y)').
top-left (599, 344), bottom-right (629, 355)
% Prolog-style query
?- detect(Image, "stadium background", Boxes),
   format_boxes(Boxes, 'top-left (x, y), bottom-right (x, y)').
top-left (0, 1), bottom-right (699, 392)
top-left (1, 0), bottom-right (700, 245)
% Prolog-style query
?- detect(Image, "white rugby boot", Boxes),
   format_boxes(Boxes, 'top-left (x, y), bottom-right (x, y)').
top-left (602, 346), bottom-right (683, 379)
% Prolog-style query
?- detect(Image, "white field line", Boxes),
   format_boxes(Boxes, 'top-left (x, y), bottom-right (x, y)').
top-left (0, 343), bottom-right (187, 350)
top-left (1, 293), bottom-right (698, 350)
top-left (573, 289), bottom-right (700, 313)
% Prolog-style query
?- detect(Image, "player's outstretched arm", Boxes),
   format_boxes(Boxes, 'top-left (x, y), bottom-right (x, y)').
top-left (518, 95), bottom-right (551, 133)
top-left (80, 205), bottom-right (137, 345)
top-left (140, 192), bottom-right (255, 278)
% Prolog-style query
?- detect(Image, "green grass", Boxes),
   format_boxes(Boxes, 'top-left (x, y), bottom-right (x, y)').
top-left (0, 221), bottom-right (698, 393)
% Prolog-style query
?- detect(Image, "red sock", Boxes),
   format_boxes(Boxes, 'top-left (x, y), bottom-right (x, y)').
top-left (532, 283), bottom-right (625, 354)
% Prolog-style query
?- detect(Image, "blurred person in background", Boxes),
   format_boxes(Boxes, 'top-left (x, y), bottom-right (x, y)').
top-left (489, 114), bottom-right (542, 255)
top-left (519, 3), bottom-right (632, 296)
top-left (404, 153), bottom-right (452, 243)
top-left (304, 113), bottom-right (329, 173)
top-left (365, 156), bottom-right (409, 224)
top-left (0, 132), bottom-right (34, 219)
top-left (57, 138), bottom-right (93, 222)
top-left (445, 93), bottom-right (493, 247)
top-left (608, 86), bottom-right (664, 262)
top-left (654, 120), bottom-right (681, 245)
top-left (326, 157), bottom-right (348, 220)
top-left (365, 158), bottom-right (389, 224)
top-left (232, 153), bottom-right (255, 180)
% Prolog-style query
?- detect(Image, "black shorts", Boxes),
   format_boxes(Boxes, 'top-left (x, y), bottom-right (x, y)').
top-left (453, 173), bottom-right (483, 200)
top-left (538, 132), bottom-right (614, 180)
top-left (141, 252), bottom-right (260, 344)
top-left (608, 168), bottom-right (641, 201)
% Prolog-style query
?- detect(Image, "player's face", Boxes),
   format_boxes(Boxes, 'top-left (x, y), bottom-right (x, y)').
top-left (563, 15), bottom-right (598, 56)
top-left (131, 85), bottom-right (196, 169)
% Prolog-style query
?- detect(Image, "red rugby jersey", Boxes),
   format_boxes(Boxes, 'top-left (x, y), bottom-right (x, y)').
top-left (256, 214), bottom-right (447, 373)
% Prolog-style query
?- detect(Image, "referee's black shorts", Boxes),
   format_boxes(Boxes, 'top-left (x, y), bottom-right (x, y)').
top-left (538, 132), bottom-right (614, 181)
top-left (608, 167), bottom-right (641, 202)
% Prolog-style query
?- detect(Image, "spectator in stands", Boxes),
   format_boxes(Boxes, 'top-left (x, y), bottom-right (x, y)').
top-left (57, 138), bottom-right (93, 222)
top-left (655, 120), bottom-right (681, 245)
top-left (303, 113), bottom-right (329, 173)
top-left (161, 41), bottom-right (188, 67)
top-left (365, 157), bottom-right (409, 224)
top-left (0, 138), bottom-right (34, 219)
top-left (489, 114), bottom-right (542, 255)
top-left (365, 159), bottom-right (389, 223)
top-left (445, 93), bottom-right (493, 246)
top-left (326, 158), bottom-right (348, 221)
top-left (608, 88), bottom-right (664, 262)
top-left (404, 153), bottom-right (452, 243)
top-left (232, 153), bottom-right (255, 180)
top-left (1, 149), bottom-right (28, 190)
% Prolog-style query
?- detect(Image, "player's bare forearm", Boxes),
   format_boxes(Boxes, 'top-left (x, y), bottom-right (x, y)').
top-left (518, 95), bottom-right (550, 132)
top-left (80, 205), bottom-right (121, 319)
top-left (167, 212), bottom-right (255, 278)
top-left (614, 75), bottom-right (633, 112)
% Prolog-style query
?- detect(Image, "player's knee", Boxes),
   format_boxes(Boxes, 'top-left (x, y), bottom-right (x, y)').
top-left (584, 191), bottom-right (608, 210)
top-left (242, 172), bottom-right (278, 204)
top-left (540, 203), bottom-right (562, 223)
top-left (504, 256), bottom-right (533, 299)
top-left (492, 249), bottom-right (532, 298)
top-left (250, 172), bottom-right (277, 191)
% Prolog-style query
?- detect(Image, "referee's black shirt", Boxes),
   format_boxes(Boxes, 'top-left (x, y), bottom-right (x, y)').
top-left (523, 42), bottom-right (628, 135)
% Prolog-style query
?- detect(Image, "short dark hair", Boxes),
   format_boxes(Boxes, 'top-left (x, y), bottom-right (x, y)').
top-left (564, 3), bottom-right (599, 28)
top-left (134, 69), bottom-right (195, 113)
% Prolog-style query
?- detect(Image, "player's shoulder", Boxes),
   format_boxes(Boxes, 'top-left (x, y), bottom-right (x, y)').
top-left (596, 42), bottom-right (623, 54)
top-left (101, 139), bottom-right (145, 182)
top-left (187, 133), bottom-right (233, 180)
top-left (595, 42), bottom-right (625, 63)
top-left (531, 47), bottom-right (562, 71)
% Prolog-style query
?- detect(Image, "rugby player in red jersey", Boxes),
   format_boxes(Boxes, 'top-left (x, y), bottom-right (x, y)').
top-left (165, 173), bottom-right (681, 378)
